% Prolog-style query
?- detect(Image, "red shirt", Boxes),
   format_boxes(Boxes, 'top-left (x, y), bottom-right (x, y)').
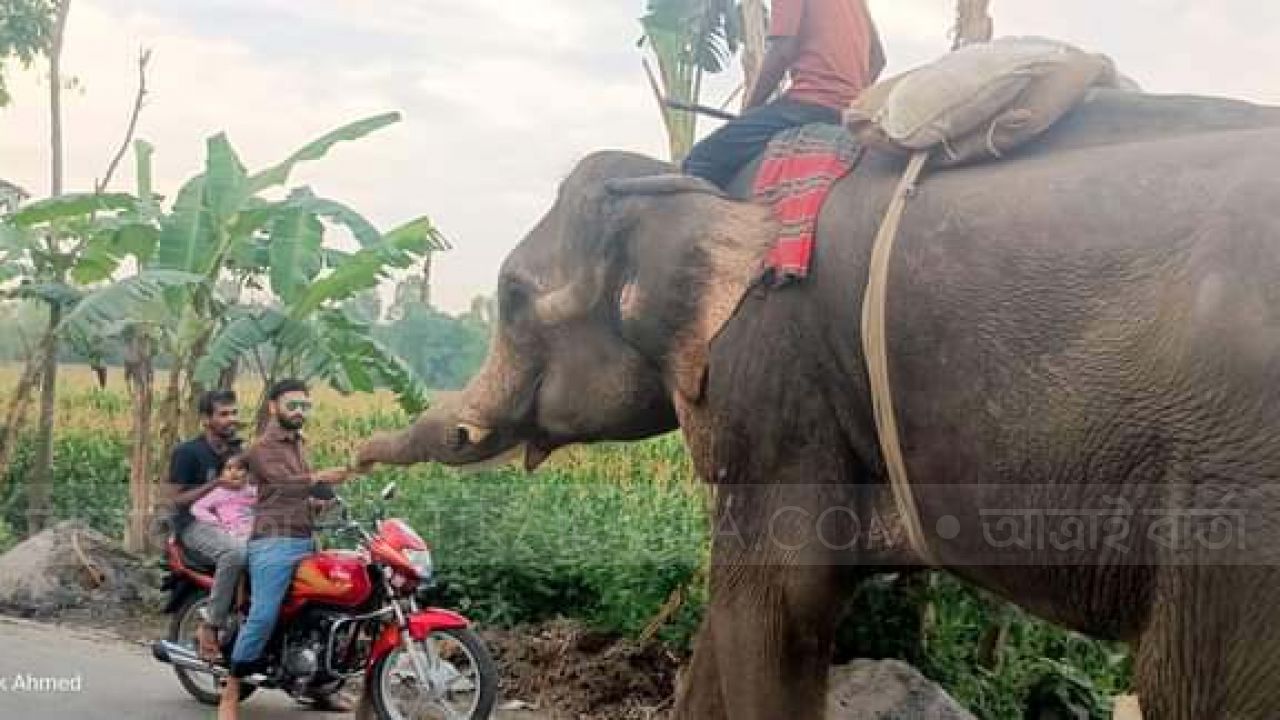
top-left (771, 0), bottom-right (875, 110)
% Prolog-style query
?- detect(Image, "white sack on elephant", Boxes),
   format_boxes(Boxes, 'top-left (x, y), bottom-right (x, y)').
top-left (845, 36), bottom-right (1135, 166)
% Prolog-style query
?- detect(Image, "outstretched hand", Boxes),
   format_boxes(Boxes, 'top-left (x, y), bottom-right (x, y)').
top-left (350, 443), bottom-right (381, 475)
top-left (312, 467), bottom-right (352, 485)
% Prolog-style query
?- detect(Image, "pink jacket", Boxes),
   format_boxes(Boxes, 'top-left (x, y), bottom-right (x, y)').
top-left (191, 484), bottom-right (257, 538)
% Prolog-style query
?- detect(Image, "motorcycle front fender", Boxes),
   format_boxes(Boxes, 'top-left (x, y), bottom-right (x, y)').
top-left (366, 608), bottom-right (470, 669)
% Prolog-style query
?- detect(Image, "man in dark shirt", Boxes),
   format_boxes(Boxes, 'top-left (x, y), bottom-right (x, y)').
top-left (220, 378), bottom-right (354, 720)
top-left (682, 0), bottom-right (886, 188)
top-left (167, 389), bottom-right (243, 662)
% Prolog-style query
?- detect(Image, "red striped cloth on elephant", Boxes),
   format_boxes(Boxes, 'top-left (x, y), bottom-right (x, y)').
top-left (753, 123), bottom-right (862, 285)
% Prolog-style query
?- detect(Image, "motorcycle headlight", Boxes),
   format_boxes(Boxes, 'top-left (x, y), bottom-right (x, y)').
top-left (404, 549), bottom-right (433, 581)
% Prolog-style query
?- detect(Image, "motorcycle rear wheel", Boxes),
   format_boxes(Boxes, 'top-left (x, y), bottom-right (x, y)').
top-left (169, 591), bottom-right (258, 706)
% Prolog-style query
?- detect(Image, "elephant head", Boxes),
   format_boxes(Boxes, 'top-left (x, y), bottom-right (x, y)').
top-left (357, 151), bottom-right (775, 471)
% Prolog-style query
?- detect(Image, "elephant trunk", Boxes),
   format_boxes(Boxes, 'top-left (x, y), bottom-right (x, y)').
top-left (357, 404), bottom-right (456, 467)
top-left (357, 332), bottom-right (534, 469)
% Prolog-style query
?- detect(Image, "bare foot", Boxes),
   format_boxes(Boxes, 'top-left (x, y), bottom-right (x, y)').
top-left (219, 677), bottom-right (240, 720)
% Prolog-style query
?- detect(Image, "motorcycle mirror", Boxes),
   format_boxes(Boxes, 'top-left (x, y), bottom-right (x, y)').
top-left (380, 482), bottom-right (398, 502)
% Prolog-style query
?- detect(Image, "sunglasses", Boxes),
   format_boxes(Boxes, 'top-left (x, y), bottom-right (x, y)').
top-left (283, 400), bottom-right (313, 412)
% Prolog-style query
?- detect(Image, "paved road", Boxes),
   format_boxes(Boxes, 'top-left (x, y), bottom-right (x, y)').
top-left (0, 616), bottom-right (349, 719)
top-left (0, 616), bottom-right (548, 719)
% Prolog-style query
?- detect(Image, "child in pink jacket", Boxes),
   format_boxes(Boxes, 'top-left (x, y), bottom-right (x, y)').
top-left (191, 454), bottom-right (256, 538)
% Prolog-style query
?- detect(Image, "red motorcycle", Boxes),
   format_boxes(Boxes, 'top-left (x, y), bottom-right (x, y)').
top-left (152, 482), bottom-right (497, 719)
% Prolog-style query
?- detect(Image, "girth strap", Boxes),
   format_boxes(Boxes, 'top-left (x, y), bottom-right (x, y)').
top-left (860, 150), bottom-right (938, 567)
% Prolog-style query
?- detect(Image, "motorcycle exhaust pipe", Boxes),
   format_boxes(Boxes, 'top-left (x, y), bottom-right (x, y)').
top-left (152, 640), bottom-right (229, 679)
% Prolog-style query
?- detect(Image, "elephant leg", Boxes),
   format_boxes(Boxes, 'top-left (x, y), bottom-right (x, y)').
top-left (1135, 564), bottom-right (1226, 720)
top-left (672, 614), bottom-right (728, 720)
top-left (1135, 565), bottom-right (1280, 719)
top-left (712, 562), bottom-right (846, 720)
top-left (673, 532), bottom-right (848, 720)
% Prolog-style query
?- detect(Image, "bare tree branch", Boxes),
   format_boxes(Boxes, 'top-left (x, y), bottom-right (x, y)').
top-left (96, 48), bottom-right (151, 194)
top-left (641, 57), bottom-right (678, 158)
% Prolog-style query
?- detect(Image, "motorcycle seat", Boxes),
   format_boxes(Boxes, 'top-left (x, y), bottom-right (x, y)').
top-left (175, 542), bottom-right (217, 575)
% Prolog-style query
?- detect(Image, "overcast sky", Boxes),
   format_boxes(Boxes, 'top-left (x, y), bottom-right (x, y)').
top-left (2, 0), bottom-right (1279, 313)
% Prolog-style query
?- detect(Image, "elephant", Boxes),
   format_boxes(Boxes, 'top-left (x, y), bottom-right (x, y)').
top-left (358, 89), bottom-right (1280, 720)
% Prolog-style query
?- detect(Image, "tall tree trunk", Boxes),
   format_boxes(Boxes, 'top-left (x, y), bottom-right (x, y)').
top-left (49, 0), bottom-right (70, 196)
top-left (152, 355), bottom-right (186, 485)
top-left (740, 0), bottom-right (768, 109)
top-left (254, 349), bottom-right (286, 435)
top-left (254, 386), bottom-right (273, 435)
top-left (27, 304), bottom-right (61, 534)
top-left (952, 0), bottom-right (994, 49)
top-left (0, 349), bottom-right (45, 496)
top-left (123, 331), bottom-right (154, 552)
top-left (28, 0), bottom-right (73, 536)
top-left (182, 334), bottom-right (211, 437)
top-left (217, 358), bottom-right (238, 391)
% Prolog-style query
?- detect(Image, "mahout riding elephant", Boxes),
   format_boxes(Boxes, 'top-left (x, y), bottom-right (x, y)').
top-left (358, 90), bottom-right (1280, 720)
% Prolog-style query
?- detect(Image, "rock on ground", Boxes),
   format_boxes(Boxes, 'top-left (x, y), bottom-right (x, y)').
top-left (0, 520), bottom-right (162, 621)
top-left (828, 659), bottom-right (976, 720)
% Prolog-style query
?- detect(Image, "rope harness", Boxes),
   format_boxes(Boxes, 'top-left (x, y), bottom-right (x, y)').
top-left (860, 150), bottom-right (939, 567)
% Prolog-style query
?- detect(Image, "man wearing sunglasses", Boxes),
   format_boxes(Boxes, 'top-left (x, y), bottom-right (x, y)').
top-left (220, 378), bottom-right (355, 719)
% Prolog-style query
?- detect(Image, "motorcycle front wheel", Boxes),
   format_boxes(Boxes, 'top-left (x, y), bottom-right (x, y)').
top-left (370, 627), bottom-right (498, 720)
top-left (169, 591), bottom-right (257, 706)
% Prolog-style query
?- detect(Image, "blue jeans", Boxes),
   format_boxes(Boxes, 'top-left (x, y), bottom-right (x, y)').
top-left (229, 536), bottom-right (313, 675)
top-left (682, 97), bottom-right (842, 189)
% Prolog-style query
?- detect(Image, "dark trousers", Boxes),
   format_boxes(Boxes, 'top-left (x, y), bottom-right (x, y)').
top-left (682, 98), bottom-right (842, 189)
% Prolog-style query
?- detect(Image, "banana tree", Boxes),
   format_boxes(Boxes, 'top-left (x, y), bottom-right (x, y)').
top-left (62, 112), bottom-right (435, 549)
top-left (191, 212), bottom-right (444, 428)
top-left (639, 0), bottom-right (743, 162)
top-left (66, 112), bottom-right (406, 443)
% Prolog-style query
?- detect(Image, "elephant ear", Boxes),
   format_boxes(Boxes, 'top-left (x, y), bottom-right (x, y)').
top-left (605, 175), bottom-right (775, 406)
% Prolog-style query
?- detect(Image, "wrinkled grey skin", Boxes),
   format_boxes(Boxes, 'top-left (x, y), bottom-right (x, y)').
top-left (360, 91), bottom-right (1280, 720)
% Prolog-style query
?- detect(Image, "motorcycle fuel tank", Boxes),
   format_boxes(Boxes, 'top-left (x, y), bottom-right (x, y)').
top-left (288, 549), bottom-right (373, 608)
